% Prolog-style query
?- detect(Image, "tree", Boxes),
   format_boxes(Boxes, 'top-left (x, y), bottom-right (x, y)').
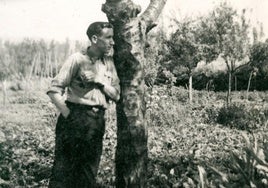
top-left (166, 19), bottom-right (204, 104)
top-left (248, 40), bottom-right (268, 93)
top-left (200, 2), bottom-right (251, 104)
top-left (102, 0), bottom-right (167, 187)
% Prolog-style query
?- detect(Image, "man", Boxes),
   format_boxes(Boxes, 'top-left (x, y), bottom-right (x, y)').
top-left (47, 22), bottom-right (120, 187)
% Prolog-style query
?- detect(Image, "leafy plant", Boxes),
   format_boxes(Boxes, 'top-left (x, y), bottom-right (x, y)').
top-left (217, 102), bottom-right (268, 130)
top-left (207, 133), bottom-right (268, 188)
top-left (202, 106), bottom-right (220, 124)
top-left (217, 104), bottom-right (253, 130)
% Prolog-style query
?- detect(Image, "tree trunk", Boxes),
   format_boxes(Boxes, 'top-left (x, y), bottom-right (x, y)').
top-left (189, 74), bottom-right (193, 105)
top-left (246, 71), bottom-right (253, 100)
top-left (234, 75), bottom-right (237, 91)
top-left (227, 71), bottom-right (232, 105)
top-left (102, 0), bottom-right (167, 187)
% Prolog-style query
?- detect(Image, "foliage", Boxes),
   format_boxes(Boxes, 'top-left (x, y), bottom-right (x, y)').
top-left (217, 103), bottom-right (268, 130)
top-left (144, 32), bottom-right (167, 87)
top-left (250, 40), bottom-right (268, 83)
top-left (200, 2), bottom-right (251, 63)
top-left (154, 67), bottom-right (176, 86)
top-left (0, 91), bottom-right (56, 187)
top-left (207, 133), bottom-right (268, 188)
top-left (228, 134), bottom-right (268, 187)
top-left (0, 83), bottom-right (268, 187)
top-left (165, 19), bottom-right (203, 73)
top-left (202, 105), bottom-right (221, 124)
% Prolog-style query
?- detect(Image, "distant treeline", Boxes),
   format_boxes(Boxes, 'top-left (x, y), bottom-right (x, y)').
top-left (173, 70), bottom-right (268, 91)
top-left (154, 57), bottom-right (268, 91)
top-left (149, 39), bottom-right (268, 92)
top-left (0, 38), bottom-right (86, 81)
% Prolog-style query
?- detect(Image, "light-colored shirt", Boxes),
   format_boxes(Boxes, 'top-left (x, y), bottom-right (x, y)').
top-left (47, 51), bottom-right (120, 108)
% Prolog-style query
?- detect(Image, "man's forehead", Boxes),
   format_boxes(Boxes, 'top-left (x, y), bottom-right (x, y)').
top-left (99, 28), bottom-right (114, 36)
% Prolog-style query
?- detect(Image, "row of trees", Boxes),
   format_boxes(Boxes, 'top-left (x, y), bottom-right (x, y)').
top-left (0, 38), bottom-right (84, 81)
top-left (151, 2), bottom-right (268, 104)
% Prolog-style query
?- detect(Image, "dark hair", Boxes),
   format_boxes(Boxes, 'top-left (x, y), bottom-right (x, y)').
top-left (86, 22), bottom-right (113, 41)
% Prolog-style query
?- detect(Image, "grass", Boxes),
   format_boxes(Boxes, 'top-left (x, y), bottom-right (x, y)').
top-left (0, 79), bottom-right (267, 187)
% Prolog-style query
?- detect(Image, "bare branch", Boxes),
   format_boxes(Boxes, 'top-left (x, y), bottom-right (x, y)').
top-left (141, 0), bottom-right (167, 33)
top-left (234, 61), bottom-right (252, 73)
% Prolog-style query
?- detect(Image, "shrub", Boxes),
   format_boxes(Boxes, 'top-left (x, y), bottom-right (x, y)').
top-left (202, 106), bottom-right (220, 124)
top-left (217, 104), bottom-right (257, 130)
top-left (217, 102), bottom-right (268, 130)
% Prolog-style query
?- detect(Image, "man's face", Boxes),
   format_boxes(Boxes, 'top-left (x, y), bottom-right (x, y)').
top-left (96, 28), bottom-right (114, 56)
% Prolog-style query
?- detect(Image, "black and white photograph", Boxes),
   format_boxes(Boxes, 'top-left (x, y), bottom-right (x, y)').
top-left (0, 0), bottom-right (268, 187)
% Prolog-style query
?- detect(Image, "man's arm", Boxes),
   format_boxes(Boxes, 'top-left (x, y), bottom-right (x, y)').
top-left (101, 83), bottom-right (120, 101)
top-left (48, 92), bottom-right (70, 118)
top-left (47, 53), bottom-right (79, 117)
top-left (95, 60), bottom-right (120, 102)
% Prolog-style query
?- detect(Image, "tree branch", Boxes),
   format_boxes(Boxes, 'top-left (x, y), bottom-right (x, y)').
top-left (224, 58), bottom-right (231, 71)
top-left (141, 0), bottom-right (167, 33)
top-left (102, 0), bottom-right (141, 25)
top-left (233, 61), bottom-right (252, 74)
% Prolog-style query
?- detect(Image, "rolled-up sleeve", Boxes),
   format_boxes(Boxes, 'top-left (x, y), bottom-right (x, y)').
top-left (47, 54), bottom-right (79, 95)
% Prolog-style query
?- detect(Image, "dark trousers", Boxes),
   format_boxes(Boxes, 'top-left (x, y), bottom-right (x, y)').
top-left (49, 102), bottom-right (105, 188)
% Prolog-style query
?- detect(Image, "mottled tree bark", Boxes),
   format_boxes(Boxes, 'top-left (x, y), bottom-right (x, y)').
top-left (102, 0), bottom-right (167, 187)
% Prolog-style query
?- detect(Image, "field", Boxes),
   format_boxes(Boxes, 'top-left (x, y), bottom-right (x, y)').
top-left (0, 78), bottom-right (268, 187)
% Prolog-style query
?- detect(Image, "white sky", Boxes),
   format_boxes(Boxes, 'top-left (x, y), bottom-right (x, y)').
top-left (0, 0), bottom-right (267, 42)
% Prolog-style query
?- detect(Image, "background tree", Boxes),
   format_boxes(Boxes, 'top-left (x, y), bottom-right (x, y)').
top-left (200, 2), bottom-right (251, 104)
top-left (102, 0), bottom-right (167, 187)
top-left (249, 40), bottom-right (268, 94)
top-left (166, 19), bottom-right (204, 104)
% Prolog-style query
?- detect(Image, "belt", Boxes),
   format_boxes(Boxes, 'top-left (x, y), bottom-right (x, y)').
top-left (65, 101), bottom-right (105, 113)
